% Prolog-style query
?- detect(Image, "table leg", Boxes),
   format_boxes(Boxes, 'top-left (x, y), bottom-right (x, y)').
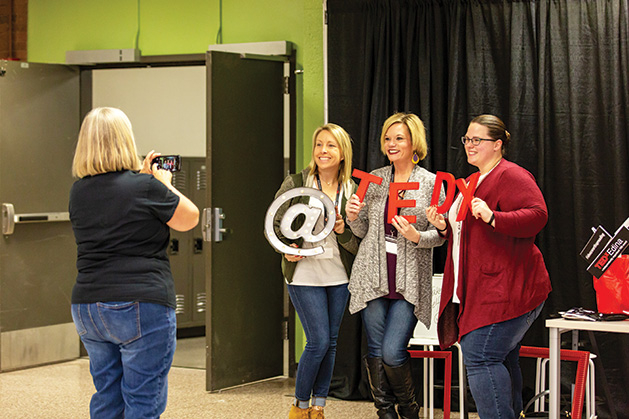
top-left (549, 326), bottom-right (561, 419)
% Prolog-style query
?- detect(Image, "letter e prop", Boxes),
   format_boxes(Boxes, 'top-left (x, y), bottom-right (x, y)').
top-left (388, 182), bottom-right (420, 223)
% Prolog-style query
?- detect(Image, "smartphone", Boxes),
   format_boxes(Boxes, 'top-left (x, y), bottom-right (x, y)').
top-left (151, 155), bottom-right (182, 172)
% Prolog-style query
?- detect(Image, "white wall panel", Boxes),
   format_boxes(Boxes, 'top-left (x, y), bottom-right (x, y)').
top-left (92, 66), bottom-right (206, 157)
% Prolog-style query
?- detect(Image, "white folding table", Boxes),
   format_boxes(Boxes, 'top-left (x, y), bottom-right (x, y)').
top-left (546, 318), bottom-right (629, 419)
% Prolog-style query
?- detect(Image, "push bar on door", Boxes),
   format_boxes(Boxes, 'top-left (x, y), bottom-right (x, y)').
top-left (2, 203), bottom-right (70, 235)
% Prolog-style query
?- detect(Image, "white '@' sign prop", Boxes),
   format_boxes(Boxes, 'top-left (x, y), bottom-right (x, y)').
top-left (264, 187), bottom-right (336, 256)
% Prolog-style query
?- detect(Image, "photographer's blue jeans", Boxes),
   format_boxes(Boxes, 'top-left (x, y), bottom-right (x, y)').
top-left (288, 283), bottom-right (349, 404)
top-left (362, 298), bottom-right (418, 366)
top-left (71, 302), bottom-right (177, 419)
top-left (460, 302), bottom-right (544, 419)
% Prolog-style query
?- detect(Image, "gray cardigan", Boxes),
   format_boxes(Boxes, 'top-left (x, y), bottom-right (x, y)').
top-left (348, 164), bottom-right (445, 329)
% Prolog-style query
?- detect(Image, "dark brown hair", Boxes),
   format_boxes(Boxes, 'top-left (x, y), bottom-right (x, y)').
top-left (470, 114), bottom-right (511, 156)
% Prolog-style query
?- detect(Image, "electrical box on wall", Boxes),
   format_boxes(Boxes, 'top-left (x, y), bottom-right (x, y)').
top-left (65, 48), bottom-right (141, 65)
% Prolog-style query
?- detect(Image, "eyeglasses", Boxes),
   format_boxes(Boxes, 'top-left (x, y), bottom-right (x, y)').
top-left (461, 136), bottom-right (499, 146)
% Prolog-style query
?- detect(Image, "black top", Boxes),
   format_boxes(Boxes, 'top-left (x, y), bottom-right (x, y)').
top-left (69, 170), bottom-right (180, 308)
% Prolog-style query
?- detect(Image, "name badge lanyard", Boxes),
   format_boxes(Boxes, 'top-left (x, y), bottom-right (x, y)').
top-left (315, 174), bottom-right (341, 223)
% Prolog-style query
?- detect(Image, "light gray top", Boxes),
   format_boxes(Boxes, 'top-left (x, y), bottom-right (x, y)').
top-left (348, 164), bottom-right (445, 328)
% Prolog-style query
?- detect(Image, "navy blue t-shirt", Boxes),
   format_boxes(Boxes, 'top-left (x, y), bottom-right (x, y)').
top-left (69, 170), bottom-right (180, 308)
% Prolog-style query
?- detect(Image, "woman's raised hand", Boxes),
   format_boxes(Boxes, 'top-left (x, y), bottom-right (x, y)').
top-left (345, 194), bottom-right (365, 222)
top-left (470, 197), bottom-right (493, 223)
top-left (333, 210), bottom-right (345, 234)
top-left (426, 205), bottom-right (447, 231)
top-left (141, 150), bottom-right (159, 174)
top-left (391, 215), bottom-right (420, 243)
top-left (141, 150), bottom-right (173, 186)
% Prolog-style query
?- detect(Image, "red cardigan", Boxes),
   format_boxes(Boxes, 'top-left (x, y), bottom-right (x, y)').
top-left (437, 159), bottom-right (552, 349)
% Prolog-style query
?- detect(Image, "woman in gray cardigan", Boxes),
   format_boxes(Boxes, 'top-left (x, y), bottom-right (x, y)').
top-left (346, 113), bottom-right (444, 419)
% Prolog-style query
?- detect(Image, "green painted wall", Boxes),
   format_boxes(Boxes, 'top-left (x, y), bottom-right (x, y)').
top-left (27, 0), bottom-right (323, 169)
top-left (27, 0), bottom-right (320, 360)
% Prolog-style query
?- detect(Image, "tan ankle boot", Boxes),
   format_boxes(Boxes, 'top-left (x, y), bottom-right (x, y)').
top-left (309, 406), bottom-right (325, 419)
top-left (289, 405), bottom-right (310, 419)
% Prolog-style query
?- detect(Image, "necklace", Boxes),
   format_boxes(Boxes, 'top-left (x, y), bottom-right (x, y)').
top-left (484, 158), bottom-right (502, 174)
top-left (315, 174), bottom-right (341, 222)
top-left (318, 174), bottom-right (335, 186)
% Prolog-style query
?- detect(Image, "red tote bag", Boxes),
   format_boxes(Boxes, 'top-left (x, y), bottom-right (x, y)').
top-left (593, 255), bottom-right (629, 313)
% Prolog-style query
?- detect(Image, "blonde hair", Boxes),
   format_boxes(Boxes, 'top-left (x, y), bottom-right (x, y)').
top-left (306, 123), bottom-right (354, 199)
top-left (72, 107), bottom-right (142, 178)
top-left (379, 112), bottom-right (427, 161)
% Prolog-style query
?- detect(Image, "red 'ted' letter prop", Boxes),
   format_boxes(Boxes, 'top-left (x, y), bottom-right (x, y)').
top-left (388, 182), bottom-right (420, 224)
top-left (352, 169), bottom-right (383, 202)
top-left (431, 171), bottom-right (456, 213)
top-left (455, 172), bottom-right (480, 221)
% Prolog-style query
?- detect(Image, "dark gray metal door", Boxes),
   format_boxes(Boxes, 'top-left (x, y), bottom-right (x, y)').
top-left (205, 51), bottom-right (285, 390)
top-left (0, 61), bottom-right (80, 370)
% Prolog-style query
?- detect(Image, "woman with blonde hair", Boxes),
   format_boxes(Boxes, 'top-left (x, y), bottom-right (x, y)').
top-left (346, 112), bottom-right (444, 419)
top-left (274, 123), bottom-right (359, 419)
top-left (69, 107), bottom-right (199, 418)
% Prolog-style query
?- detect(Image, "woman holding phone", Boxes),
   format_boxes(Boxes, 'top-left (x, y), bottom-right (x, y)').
top-left (69, 107), bottom-right (199, 418)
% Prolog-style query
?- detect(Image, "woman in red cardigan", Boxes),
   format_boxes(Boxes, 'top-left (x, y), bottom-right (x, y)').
top-left (426, 114), bottom-right (552, 419)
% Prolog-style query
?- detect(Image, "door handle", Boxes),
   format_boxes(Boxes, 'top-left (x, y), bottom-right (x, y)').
top-left (202, 208), bottom-right (211, 242)
top-left (201, 207), bottom-right (229, 243)
top-left (2, 203), bottom-right (70, 236)
top-left (2, 203), bottom-right (15, 235)
top-left (213, 207), bottom-right (228, 242)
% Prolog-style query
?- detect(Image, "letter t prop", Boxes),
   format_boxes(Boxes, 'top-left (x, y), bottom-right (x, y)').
top-left (352, 169), bottom-right (383, 202)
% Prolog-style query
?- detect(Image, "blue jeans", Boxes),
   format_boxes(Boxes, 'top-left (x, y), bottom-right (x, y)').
top-left (288, 283), bottom-right (349, 405)
top-left (362, 298), bottom-right (418, 366)
top-left (71, 302), bottom-right (177, 419)
top-left (460, 302), bottom-right (544, 419)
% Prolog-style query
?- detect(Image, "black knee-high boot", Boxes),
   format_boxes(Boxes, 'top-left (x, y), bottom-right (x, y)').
top-left (383, 359), bottom-right (420, 419)
top-left (364, 356), bottom-right (399, 419)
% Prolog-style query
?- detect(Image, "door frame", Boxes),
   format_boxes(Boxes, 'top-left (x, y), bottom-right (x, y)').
top-left (204, 42), bottom-right (297, 390)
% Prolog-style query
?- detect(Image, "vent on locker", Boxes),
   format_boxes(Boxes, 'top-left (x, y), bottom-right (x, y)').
top-left (172, 170), bottom-right (187, 190)
top-left (175, 294), bottom-right (186, 315)
top-left (196, 292), bottom-right (207, 313)
top-left (196, 168), bottom-right (207, 190)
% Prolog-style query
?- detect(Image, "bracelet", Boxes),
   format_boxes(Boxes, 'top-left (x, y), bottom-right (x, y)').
top-left (488, 212), bottom-right (495, 225)
top-left (436, 225), bottom-right (447, 233)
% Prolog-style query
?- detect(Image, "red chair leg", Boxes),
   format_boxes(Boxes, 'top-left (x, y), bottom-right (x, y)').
top-left (409, 350), bottom-right (452, 419)
top-left (520, 346), bottom-right (589, 418)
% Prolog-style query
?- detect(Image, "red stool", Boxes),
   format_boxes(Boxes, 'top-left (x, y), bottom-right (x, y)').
top-left (519, 346), bottom-right (590, 418)
top-left (408, 349), bottom-right (452, 419)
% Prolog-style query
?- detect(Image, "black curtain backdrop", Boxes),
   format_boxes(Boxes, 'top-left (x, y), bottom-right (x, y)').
top-left (327, 0), bottom-right (629, 416)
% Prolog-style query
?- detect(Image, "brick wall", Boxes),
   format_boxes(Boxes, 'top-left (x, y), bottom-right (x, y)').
top-left (0, 0), bottom-right (28, 61)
